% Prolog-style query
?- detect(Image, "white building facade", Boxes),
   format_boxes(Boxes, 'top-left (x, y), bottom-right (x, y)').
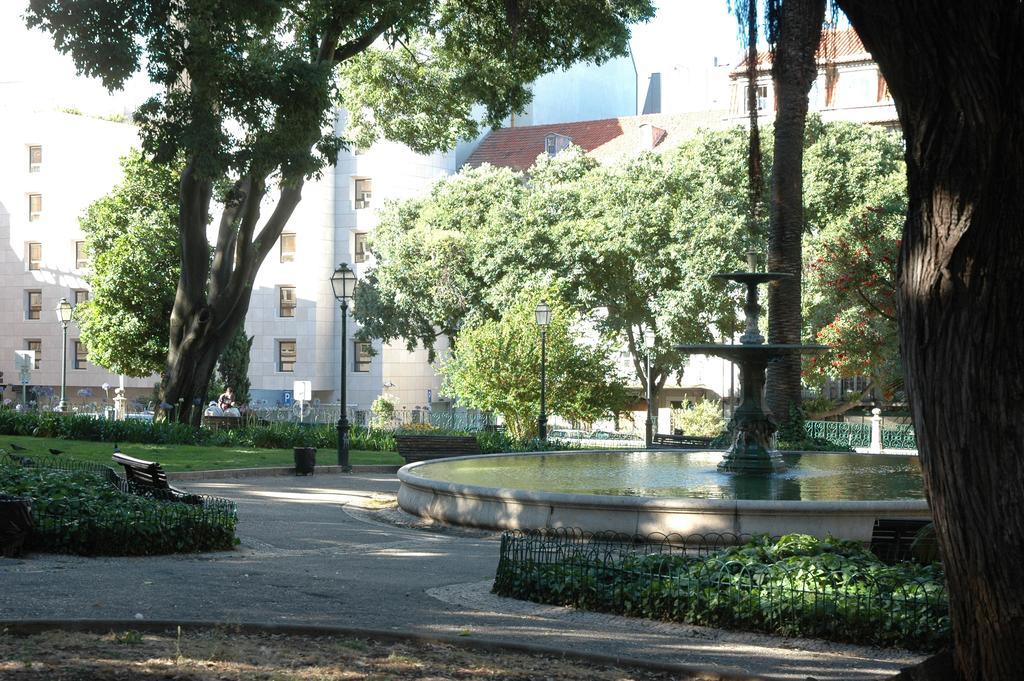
top-left (245, 121), bottom-right (455, 417)
top-left (0, 105), bottom-right (146, 408)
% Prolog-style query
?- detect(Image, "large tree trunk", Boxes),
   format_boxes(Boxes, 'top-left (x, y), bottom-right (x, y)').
top-left (161, 165), bottom-right (303, 424)
top-left (764, 0), bottom-right (825, 424)
top-left (838, 3), bottom-right (1024, 680)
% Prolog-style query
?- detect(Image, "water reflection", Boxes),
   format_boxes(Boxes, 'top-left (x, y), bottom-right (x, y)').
top-left (415, 451), bottom-right (924, 501)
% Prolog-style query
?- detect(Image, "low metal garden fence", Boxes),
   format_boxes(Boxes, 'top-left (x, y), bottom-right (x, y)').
top-left (494, 528), bottom-right (948, 651)
top-left (1, 453), bottom-right (237, 556)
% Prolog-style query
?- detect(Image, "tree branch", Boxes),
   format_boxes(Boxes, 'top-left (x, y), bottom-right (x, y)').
top-left (331, 15), bottom-right (397, 64)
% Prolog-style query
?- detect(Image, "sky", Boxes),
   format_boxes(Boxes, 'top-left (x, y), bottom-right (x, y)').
top-left (0, 1), bottom-right (743, 116)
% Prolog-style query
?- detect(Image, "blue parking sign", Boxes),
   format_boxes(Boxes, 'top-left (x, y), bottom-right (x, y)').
top-left (283, 391), bottom-right (293, 406)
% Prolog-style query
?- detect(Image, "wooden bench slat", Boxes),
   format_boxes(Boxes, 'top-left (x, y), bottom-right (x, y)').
top-left (112, 452), bottom-right (200, 504)
top-left (652, 434), bottom-right (715, 449)
top-left (395, 435), bottom-right (482, 463)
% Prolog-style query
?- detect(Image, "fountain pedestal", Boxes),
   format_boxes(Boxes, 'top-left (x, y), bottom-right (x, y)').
top-left (677, 267), bottom-right (825, 474)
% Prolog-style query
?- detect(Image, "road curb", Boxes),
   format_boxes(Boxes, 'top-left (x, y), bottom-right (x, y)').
top-left (0, 619), bottom-right (769, 681)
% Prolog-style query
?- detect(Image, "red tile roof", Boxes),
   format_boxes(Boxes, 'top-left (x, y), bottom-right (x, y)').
top-left (464, 111), bottom-right (732, 171)
top-left (464, 118), bottom-right (624, 171)
top-left (732, 28), bottom-right (871, 75)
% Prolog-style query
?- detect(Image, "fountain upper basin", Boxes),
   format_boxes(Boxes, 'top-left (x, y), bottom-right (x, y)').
top-left (397, 450), bottom-right (930, 542)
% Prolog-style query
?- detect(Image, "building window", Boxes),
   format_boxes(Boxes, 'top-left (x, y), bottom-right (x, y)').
top-left (354, 178), bottom-right (373, 209)
top-left (354, 341), bottom-right (372, 372)
top-left (744, 84), bottom-right (769, 112)
top-left (75, 241), bottom-right (88, 269)
top-left (824, 65), bottom-right (840, 106)
top-left (354, 232), bottom-right (368, 263)
top-left (26, 290), bottom-right (42, 320)
top-left (28, 194), bottom-right (42, 222)
top-left (544, 133), bottom-right (573, 156)
top-left (27, 242), bottom-right (42, 270)
top-left (280, 232), bottom-right (296, 263)
top-left (73, 289), bottom-right (89, 306)
top-left (278, 340), bottom-right (296, 373)
top-left (279, 286), bottom-right (296, 318)
top-left (877, 71), bottom-right (891, 102)
top-left (74, 341), bottom-right (88, 370)
top-left (26, 340), bottom-right (41, 369)
top-left (28, 145), bottom-right (42, 173)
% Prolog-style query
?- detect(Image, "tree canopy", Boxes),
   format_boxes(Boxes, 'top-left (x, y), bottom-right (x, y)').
top-left (356, 120), bottom-right (905, 406)
top-left (76, 151), bottom-right (181, 377)
top-left (27, 0), bottom-right (656, 422)
top-left (439, 290), bottom-right (629, 439)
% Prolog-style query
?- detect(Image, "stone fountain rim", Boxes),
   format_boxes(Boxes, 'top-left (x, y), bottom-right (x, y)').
top-left (397, 449), bottom-right (929, 513)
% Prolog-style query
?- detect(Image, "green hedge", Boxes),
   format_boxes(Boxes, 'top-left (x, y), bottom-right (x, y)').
top-left (0, 461), bottom-right (237, 556)
top-left (494, 532), bottom-right (949, 651)
top-left (0, 410), bottom-right (568, 454)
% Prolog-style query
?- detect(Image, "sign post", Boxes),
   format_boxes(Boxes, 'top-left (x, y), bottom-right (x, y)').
top-left (293, 380), bottom-right (311, 421)
top-left (14, 351), bottom-right (34, 409)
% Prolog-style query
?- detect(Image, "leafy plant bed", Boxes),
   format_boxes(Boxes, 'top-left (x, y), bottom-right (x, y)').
top-left (494, 530), bottom-right (949, 651)
top-left (0, 411), bottom-right (564, 457)
top-left (0, 458), bottom-right (237, 556)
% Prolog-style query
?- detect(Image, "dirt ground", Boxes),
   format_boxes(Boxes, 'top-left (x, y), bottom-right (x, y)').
top-left (0, 627), bottom-right (699, 681)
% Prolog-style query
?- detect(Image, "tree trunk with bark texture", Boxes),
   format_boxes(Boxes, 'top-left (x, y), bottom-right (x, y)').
top-left (838, 3), bottom-right (1024, 680)
top-left (162, 166), bottom-right (303, 424)
top-left (765, 0), bottom-right (825, 424)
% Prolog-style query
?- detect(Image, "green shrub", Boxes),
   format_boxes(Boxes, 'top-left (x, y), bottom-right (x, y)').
top-left (493, 533), bottom-right (949, 651)
top-left (0, 462), bottom-right (237, 556)
top-left (0, 411), bottom-right (556, 456)
top-left (672, 399), bottom-right (726, 437)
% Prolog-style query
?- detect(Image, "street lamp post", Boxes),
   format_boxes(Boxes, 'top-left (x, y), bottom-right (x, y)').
top-left (644, 329), bottom-right (656, 448)
top-left (330, 263), bottom-right (358, 471)
top-left (535, 300), bottom-right (551, 441)
top-left (56, 298), bottom-right (73, 413)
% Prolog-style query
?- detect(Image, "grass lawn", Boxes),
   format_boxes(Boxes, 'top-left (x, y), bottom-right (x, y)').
top-left (0, 434), bottom-right (402, 472)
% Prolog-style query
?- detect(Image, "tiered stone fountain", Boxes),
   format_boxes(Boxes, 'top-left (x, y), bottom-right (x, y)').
top-left (677, 252), bottom-right (825, 474)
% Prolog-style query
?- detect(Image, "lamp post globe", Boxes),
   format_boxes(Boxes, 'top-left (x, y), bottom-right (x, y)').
top-left (331, 263), bottom-right (358, 471)
top-left (535, 300), bottom-right (551, 441)
top-left (644, 329), bottom-right (656, 448)
top-left (56, 298), bottom-right (74, 413)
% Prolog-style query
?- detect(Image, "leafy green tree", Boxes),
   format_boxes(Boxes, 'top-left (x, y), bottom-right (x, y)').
top-left (440, 291), bottom-right (629, 440)
top-left (76, 151), bottom-right (181, 377)
top-left (27, 0), bottom-right (654, 422)
top-left (354, 163), bottom-right (528, 358)
top-left (801, 121), bottom-right (906, 414)
top-left (213, 327), bottom-right (253, 405)
top-left (358, 137), bottom-right (755, 408)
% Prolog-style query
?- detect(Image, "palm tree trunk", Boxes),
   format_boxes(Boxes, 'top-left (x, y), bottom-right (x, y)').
top-left (765, 0), bottom-right (826, 423)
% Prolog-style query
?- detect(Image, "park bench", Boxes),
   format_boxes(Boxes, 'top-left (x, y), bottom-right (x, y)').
top-left (395, 435), bottom-right (482, 464)
top-left (652, 433), bottom-right (715, 449)
top-left (111, 452), bottom-right (202, 504)
top-left (869, 518), bottom-right (932, 564)
top-left (202, 414), bottom-right (242, 430)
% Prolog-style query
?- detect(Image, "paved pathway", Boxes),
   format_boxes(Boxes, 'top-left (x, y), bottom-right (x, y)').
top-left (0, 473), bottom-right (923, 680)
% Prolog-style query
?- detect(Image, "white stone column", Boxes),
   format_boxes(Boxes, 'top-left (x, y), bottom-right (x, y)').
top-left (869, 407), bottom-right (883, 453)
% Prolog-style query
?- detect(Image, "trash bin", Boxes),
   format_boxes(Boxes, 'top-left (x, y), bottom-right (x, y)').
top-left (0, 495), bottom-right (34, 558)
top-left (293, 447), bottom-right (316, 476)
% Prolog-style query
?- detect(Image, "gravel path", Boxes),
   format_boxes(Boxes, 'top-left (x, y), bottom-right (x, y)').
top-left (0, 472), bottom-right (923, 680)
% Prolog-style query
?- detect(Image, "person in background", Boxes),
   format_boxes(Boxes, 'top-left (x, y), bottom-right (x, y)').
top-left (218, 386), bottom-right (236, 411)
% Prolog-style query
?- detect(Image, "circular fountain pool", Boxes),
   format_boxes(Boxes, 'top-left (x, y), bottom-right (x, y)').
top-left (397, 450), bottom-right (930, 541)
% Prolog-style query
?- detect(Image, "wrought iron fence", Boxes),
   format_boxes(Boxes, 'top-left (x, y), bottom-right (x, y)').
top-left (494, 528), bottom-right (949, 651)
top-left (882, 424), bottom-right (917, 449)
top-left (245, 402), bottom-right (494, 432)
top-left (804, 420), bottom-right (872, 448)
top-left (1, 453), bottom-right (237, 556)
